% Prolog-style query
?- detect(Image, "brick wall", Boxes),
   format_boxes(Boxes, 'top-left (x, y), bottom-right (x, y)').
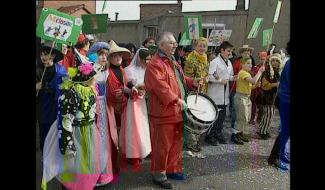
top-left (43, 0), bottom-right (96, 15)
top-left (140, 4), bottom-right (181, 21)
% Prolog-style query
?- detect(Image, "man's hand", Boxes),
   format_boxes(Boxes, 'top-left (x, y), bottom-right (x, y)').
top-left (193, 78), bottom-right (204, 87)
top-left (232, 75), bottom-right (238, 81)
top-left (221, 79), bottom-right (229, 85)
top-left (176, 98), bottom-right (187, 111)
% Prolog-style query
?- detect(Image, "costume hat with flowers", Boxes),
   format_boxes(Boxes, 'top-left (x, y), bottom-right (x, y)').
top-left (108, 40), bottom-right (131, 59)
top-left (238, 44), bottom-right (254, 54)
top-left (40, 41), bottom-right (64, 63)
top-left (269, 53), bottom-right (283, 65)
top-left (71, 62), bottom-right (97, 83)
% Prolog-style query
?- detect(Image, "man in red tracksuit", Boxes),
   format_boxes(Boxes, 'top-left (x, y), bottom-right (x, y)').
top-left (145, 32), bottom-right (202, 189)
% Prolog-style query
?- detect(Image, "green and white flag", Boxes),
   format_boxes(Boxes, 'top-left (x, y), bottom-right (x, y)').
top-left (102, 0), bottom-right (107, 13)
top-left (36, 8), bottom-right (82, 45)
top-left (179, 32), bottom-right (192, 46)
top-left (262, 28), bottom-right (273, 47)
top-left (247, 18), bottom-right (263, 39)
top-left (273, 1), bottom-right (282, 23)
top-left (184, 15), bottom-right (202, 40)
top-left (82, 14), bottom-right (108, 34)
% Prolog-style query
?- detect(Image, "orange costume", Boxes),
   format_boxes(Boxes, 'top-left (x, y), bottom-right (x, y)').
top-left (145, 50), bottom-right (195, 177)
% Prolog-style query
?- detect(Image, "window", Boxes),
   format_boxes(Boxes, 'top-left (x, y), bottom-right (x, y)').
top-left (147, 26), bottom-right (158, 39)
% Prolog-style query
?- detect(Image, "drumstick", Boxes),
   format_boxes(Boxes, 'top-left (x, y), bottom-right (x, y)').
top-left (195, 83), bottom-right (200, 104)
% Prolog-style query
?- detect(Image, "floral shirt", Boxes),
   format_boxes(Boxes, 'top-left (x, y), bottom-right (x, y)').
top-left (184, 50), bottom-right (209, 93)
top-left (58, 82), bottom-right (97, 155)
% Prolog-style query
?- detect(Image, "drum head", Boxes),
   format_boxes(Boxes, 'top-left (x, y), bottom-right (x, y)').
top-left (186, 92), bottom-right (218, 124)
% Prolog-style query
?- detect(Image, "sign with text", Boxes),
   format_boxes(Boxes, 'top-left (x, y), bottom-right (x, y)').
top-left (36, 8), bottom-right (82, 45)
top-left (208, 29), bottom-right (232, 46)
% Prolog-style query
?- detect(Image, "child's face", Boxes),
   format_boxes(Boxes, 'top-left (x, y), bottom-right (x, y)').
top-left (40, 52), bottom-right (54, 64)
top-left (271, 59), bottom-right (280, 68)
top-left (242, 59), bottom-right (252, 71)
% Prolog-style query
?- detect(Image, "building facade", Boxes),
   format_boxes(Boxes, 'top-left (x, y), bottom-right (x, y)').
top-left (101, 0), bottom-right (290, 56)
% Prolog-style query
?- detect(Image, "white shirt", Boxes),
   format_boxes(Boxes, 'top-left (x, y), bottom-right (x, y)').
top-left (207, 55), bottom-right (234, 105)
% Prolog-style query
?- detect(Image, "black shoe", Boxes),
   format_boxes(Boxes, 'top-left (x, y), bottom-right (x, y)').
top-left (205, 136), bottom-right (218, 146)
top-left (152, 179), bottom-right (173, 189)
top-left (237, 132), bottom-right (249, 142)
top-left (257, 132), bottom-right (268, 140)
top-left (187, 144), bottom-right (200, 152)
top-left (166, 173), bottom-right (187, 180)
top-left (215, 133), bottom-right (227, 144)
top-left (268, 159), bottom-right (289, 170)
top-left (231, 133), bottom-right (244, 145)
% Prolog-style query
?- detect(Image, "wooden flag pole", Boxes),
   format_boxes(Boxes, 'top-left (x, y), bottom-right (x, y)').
top-left (36, 33), bottom-right (59, 97)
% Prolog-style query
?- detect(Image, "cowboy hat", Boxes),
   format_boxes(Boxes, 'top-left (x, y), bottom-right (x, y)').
top-left (238, 44), bottom-right (254, 54)
top-left (40, 41), bottom-right (63, 63)
top-left (108, 40), bottom-right (131, 59)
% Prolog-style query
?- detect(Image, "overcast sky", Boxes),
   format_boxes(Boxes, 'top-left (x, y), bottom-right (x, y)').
top-left (96, 0), bottom-right (249, 20)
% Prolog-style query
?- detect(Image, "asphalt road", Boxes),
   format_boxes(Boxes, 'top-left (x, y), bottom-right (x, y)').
top-left (36, 110), bottom-right (289, 190)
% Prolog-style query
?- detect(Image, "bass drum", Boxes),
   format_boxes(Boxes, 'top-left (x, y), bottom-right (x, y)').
top-left (184, 92), bottom-right (218, 135)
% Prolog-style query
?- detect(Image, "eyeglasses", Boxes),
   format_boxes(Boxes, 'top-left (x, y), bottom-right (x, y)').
top-left (167, 41), bottom-right (178, 46)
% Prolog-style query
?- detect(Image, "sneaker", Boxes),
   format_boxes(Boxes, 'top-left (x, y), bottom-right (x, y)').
top-left (152, 179), bottom-right (173, 189)
top-left (238, 132), bottom-right (249, 142)
top-left (231, 133), bottom-right (244, 145)
top-left (205, 136), bottom-right (218, 146)
top-left (215, 133), bottom-right (227, 144)
top-left (166, 173), bottom-right (187, 180)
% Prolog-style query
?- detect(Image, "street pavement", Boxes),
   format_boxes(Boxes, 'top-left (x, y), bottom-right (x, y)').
top-left (36, 110), bottom-right (290, 190)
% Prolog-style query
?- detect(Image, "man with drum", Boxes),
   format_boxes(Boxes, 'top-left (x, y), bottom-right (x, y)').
top-left (206, 41), bottom-right (237, 145)
top-left (144, 32), bottom-right (203, 189)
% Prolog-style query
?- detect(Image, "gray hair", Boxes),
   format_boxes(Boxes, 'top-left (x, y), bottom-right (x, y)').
top-left (157, 32), bottom-right (174, 46)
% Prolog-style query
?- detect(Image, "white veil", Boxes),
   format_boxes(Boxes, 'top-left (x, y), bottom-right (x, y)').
top-left (125, 47), bottom-right (149, 86)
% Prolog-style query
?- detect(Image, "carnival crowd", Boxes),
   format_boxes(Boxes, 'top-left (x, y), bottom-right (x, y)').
top-left (36, 32), bottom-right (290, 190)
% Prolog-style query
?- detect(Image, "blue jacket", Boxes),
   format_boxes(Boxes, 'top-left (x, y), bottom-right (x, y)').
top-left (36, 63), bottom-right (68, 124)
top-left (278, 59), bottom-right (290, 103)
